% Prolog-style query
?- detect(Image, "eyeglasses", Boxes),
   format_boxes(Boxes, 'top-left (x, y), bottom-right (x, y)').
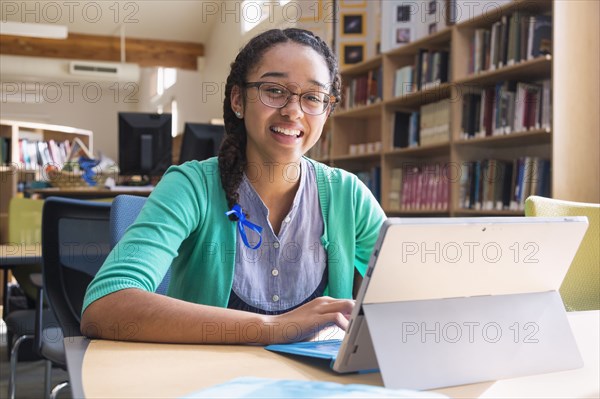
top-left (245, 81), bottom-right (337, 116)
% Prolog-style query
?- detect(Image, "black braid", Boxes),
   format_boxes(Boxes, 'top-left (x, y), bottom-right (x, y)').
top-left (219, 28), bottom-right (341, 221)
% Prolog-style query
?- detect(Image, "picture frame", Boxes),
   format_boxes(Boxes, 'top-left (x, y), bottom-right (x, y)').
top-left (395, 28), bottom-right (411, 45)
top-left (428, 0), bottom-right (437, 15)
top-left (396, 5), bottom-right (412, 23)
top-left (342, 13), bottom-right (364, 36)
top-left (342, 43), bottom-right (365, 66)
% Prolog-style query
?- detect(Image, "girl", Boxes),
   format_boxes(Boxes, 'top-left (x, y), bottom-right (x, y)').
top-left (81, 28), bottom-right (385, 344)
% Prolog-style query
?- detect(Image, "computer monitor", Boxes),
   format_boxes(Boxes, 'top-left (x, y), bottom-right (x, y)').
top-left (179, 123), bottom-right (225, 164)
top-left (118, 112), bottom-right (172, 181)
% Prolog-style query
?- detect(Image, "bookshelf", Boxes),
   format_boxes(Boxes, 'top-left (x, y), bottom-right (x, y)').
top-left (318, 0), bottom-right (599, 216)
top-left (0, 120), bottom-right (93, 243)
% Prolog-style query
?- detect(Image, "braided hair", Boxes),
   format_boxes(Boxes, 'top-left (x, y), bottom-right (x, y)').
top-left (219, 28), bottom-right (341, 220)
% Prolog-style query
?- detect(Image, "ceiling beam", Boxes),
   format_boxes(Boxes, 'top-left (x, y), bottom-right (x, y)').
top-left (0, 33), bottom-right (204, 70)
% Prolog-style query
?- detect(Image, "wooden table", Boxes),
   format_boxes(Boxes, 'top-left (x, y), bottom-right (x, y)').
top-left (64, 311), bottom-right (599, 398)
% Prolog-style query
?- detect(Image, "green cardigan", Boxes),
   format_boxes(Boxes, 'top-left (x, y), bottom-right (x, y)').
top-left (82, 157), bottom-right (386, 313)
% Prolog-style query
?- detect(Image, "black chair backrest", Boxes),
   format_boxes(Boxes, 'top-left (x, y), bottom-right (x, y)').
top-left (42, 197), bottom-right (112, 337)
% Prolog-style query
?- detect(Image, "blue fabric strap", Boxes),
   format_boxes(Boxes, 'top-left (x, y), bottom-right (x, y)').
top-left (225, 204), bottom-right (263, 249)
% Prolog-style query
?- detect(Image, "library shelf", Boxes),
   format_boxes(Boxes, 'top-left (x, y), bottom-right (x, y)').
top-left (321, 0), bottom-right (599, 217)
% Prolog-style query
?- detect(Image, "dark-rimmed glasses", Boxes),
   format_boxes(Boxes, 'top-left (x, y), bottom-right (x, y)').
top-left (245, 81), bottom-right (337, 115)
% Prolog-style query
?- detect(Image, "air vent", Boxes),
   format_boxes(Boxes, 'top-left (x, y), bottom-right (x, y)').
top-left (68, 60), bottom-right (140, 82)
top-left (72, 64), bottom-right (119, 74)
top-left (0, 55), bottom-right (140, 83)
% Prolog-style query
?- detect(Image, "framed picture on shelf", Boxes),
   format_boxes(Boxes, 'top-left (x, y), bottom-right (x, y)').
top-left (395, 28), bottom-right (411, 44)
top-left (396, 5), bottom-right (412, 22)
top-left (428, 0), bottom-right (437, 14)
top-left (342, 14), bottom-right (364, 36)
top-left (342, 43), bottom-right (365, 66)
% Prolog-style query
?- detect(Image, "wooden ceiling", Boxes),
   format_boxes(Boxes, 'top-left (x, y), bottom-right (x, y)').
top-left (0, 33), bottom-right (204, 70)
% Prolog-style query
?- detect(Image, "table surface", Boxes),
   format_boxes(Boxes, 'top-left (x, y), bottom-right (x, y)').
top-left (65, 311), bottom-right (600, 399)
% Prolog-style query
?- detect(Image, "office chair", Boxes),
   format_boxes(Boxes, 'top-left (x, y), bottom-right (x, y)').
top-left (37, 197), bottom-right (112, 399)
top-left (110, 194), bottom-right (171, 294)
top-left (4, 198), bottom-right (59, 399)
top-left (525, 195), bottom-right (600, 311)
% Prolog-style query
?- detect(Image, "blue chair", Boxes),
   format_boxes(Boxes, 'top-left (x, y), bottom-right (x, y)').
top-left (110, 195), bottom-right (171, 295)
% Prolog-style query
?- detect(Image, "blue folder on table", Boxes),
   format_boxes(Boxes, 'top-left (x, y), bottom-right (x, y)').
top-left (266, 339), bottom-right (342, 363)
top-left (180, 377), bottom-right (447, 398)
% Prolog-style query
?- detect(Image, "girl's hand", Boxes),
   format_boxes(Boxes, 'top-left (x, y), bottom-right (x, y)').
top-left (261, 296), bottom-right (355, 344)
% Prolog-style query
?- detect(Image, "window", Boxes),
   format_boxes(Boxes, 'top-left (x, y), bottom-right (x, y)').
top-left (156, 98), bottom-right (178, 137)
top-left (156, 67), bottom-right (177, 96)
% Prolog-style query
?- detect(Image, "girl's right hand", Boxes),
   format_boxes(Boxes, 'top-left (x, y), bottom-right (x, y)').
top-left (260, 296), bottom-right (355, 344)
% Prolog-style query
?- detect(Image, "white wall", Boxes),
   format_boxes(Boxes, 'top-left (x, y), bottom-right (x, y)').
top-left (0, 65), bottom-right (212, 161)
top-left (0, 3), bottom-right (328, 160)
top-left (0, 79), bottom-right (138, 161)
top-left (202, 13), bottom-right (246, 121)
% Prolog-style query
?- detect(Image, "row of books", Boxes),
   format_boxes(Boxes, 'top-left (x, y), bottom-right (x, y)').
top-left (392, 49), bottom-right (449, 98)
top-left (354, 166), bottom-right (381, 203)
top-left (388, 164), bottom-right (449, 211)
top-left (461, 79), bottom-right (551, 139)
top-left (393, 98), bottom-right (450, 148)
top-left (458, 157), bottom-right (550, 211)
top-left (17, 138), bottom-right (73, 170)
top-left (341, 67), bottom-right (382, 110)
top-left (469, 12), bottom-right (552, 74)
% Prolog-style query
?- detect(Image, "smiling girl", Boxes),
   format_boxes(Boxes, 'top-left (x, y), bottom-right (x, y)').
top-left (81, 28), bottom-right (385, 344)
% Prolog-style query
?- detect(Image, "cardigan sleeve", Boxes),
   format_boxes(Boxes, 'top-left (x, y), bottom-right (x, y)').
top-left (82, 163), bottom-right (208, 313)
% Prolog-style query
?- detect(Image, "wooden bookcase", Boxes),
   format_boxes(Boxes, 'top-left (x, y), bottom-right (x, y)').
top-left (0, 120), bottom-right (93, 243)
top-left (317, 0), bottom-right (599, 216)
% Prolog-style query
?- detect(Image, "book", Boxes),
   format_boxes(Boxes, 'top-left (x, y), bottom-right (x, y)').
top-left (420, 99), bottom-right (450, 146)
top-left (0, 137), bottom-right (9, 165)
top-left (392, 112), bottom-right (412, 148)
top-left (531, 15), bottom-right (552, 58)
top-left (389, 167), bottom-right (403, 210)
top-left (393, 65), bottom-right (414, 97)
top-left (461, 92), bottom-right (482, 138)
top-left (408, 111), bottom-right (420, 147)
top-left (66, 137), bottom-right (93, 162)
